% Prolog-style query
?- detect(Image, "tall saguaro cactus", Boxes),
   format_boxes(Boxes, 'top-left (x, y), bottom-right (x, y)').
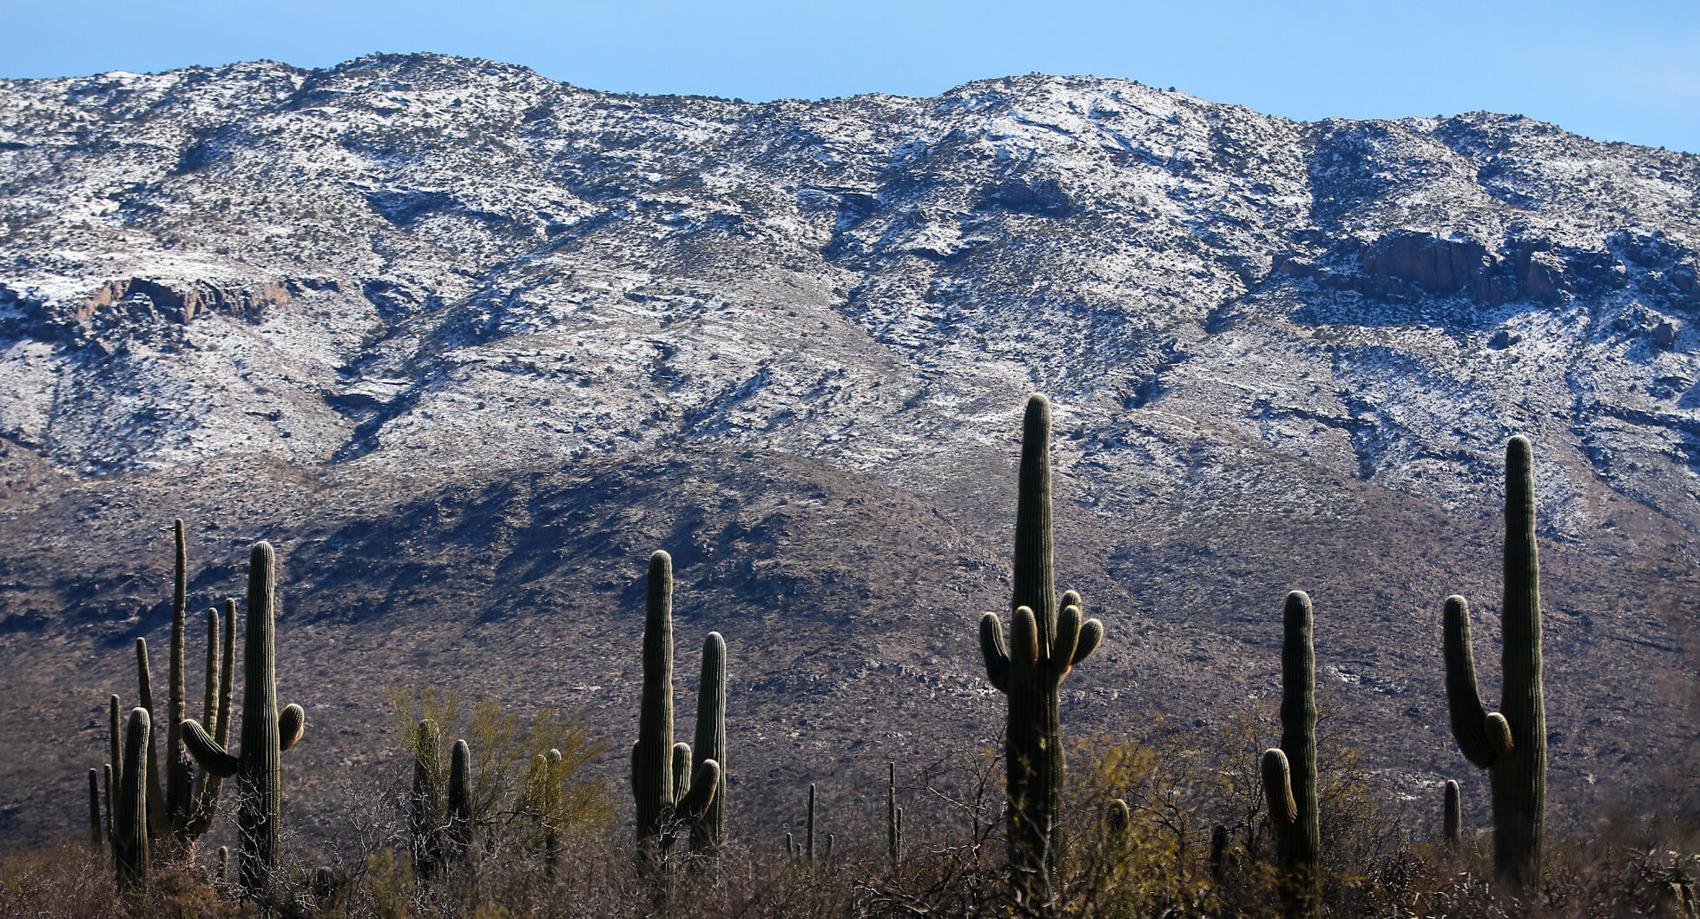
top-left (977, 393), bottom-right (1105, 900)
top-left (127, 522), bottom-right (235, 849)
top-left (114, 707), bottom-right (151, 893)
top-left (886, 762), bottom-right (902, 871)
top-left (409, 719), bottom-right (445, 881)
top-left (182, 541), bottom-right (307, 899)
top-left (165, 519), bottom-right (192, 839)
top-left (446, 739), bottom-right (474, 870)
top-left (1441, 435), bottom-right (1547, 891)
top-left (1260, 590), bottom-right (1321, 918)
top-left (689, 631), bottom-right (727, 857)
top-left (87, 768), bottom-right (103, 850)
top-left (630, 550), bottom-right (721, 870)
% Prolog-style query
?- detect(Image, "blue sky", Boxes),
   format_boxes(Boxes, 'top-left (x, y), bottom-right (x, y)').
top-left (3, 1), bottom-right (1697, 152)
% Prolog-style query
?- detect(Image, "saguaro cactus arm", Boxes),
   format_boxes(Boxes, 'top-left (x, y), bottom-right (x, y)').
top-left (181, 721), bottom-right (239, 778)
top-left (978, 613), bottom-right (1011, 693)
top-left (1442, 596), bottom-right (1505, 768)
top-left (1261, 748), bottom-right (1297, 829)
top-left (279, 704), bottom-right (306, 752)
top-left (671, 743), bottom-right (692, 803)
top-left (675, 759), bottom-right (720, 821)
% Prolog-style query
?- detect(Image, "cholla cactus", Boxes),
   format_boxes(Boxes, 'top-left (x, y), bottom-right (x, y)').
top-left (978, 394), bottom-right (1105, 901)
top-left (1441, 436), bottom-right (1547, 891)
top-left (182, 542), bottom-right (306, 899)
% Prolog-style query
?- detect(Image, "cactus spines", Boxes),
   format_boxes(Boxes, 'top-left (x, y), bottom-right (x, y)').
top-left (689, 631), bottom-right (727, 856)
top-left (114, 707), bottom-right (150, 892)
top-left (87, 767), bottom-right (102, 849)
top-left (977, 394), bottom-right (1105, 899)
top-left (181, 541), bottom-right (306, 899)
top-left (630, 549), bottom-right (722, 873)
top-left (886, 762), bottom-right (902, 870)
top-left (1443, 779), bottom-right (1462, 849)
top-left (1260, 590), bottom-right (1319, 918)
top-left (410, 719), bottom-right (444, 881)
top-left (1441, 435), bottom-right (1546, 891)
top-left (446, 739), bottom-right (473, 868)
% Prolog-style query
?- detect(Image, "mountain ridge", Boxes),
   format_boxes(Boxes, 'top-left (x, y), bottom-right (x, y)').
top-left (0, 52), bottom-right (1696, 846)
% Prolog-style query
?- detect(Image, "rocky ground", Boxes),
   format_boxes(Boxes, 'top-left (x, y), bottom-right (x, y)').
top-left (0, 53), bottom-right (1696, 849)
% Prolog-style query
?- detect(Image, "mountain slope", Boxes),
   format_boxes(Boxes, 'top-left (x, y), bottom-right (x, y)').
top-left (1, 54), bottom-right (1697, 844)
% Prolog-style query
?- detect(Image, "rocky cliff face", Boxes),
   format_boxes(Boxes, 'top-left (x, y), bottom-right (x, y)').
top-left (0, 54), bottom-right (1696, 843)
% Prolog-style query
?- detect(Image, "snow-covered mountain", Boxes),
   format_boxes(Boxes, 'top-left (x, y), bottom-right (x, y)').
top-left (1, 53), bottom-right (1696, 843)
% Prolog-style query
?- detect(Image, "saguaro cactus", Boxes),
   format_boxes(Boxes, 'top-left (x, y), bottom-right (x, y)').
top-left (185, 601), bottom-right (237, 837)
top-left (182, 541), bottom-right (307, 899)
top-left (409, 719), bottom-right (445, 881)
top-left (87, 768), bottom-right (102, 849)
top-left (630, 550), bottom-right (721, 870)
top-left (1443, 779), bottom-right (1462, 849)
top-left (1260, 590), bottom-right (1320, 918)
top-left (1209, 824), bottom-right (1230, 884)
top-left (886, 762), bottom-right (902, 871)
top-left (977, 393), bottom-right (1105, 899)
top-left (446, 739), bottom-right (473, 869)
top-left (689, 632), bottom-right (727, 857)
top-left (805, 783), bottom-right (817, 864)
top-left (1441, 435), bottom-right (1547, 891)
top-left (114, 707), bottom-right (151, 893)
top-left (128, 522), bottom-right (235, 849)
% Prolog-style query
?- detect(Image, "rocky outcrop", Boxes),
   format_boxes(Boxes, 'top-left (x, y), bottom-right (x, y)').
top-left (1276, 229), bottom-right (1676, 307)
top-left (77, 278), bottom-right (292, 326)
